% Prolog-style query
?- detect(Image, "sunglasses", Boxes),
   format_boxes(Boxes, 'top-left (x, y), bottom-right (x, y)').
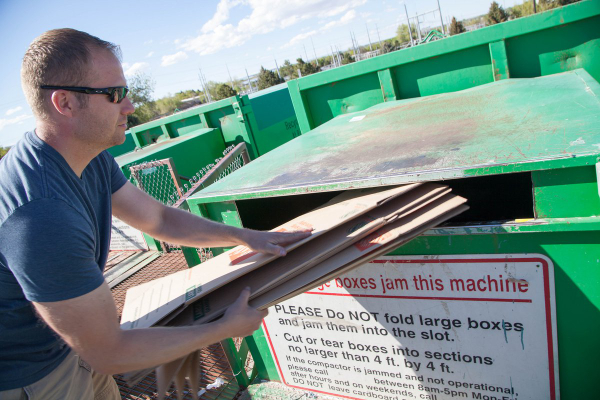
top-left (40, 85), bottom-right (129, 104)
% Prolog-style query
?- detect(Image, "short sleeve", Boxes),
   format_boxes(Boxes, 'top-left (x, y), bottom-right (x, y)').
top-left (109, 153), bottom-right (127, 194)
top-left (0, 199), bottom-right (105, 302)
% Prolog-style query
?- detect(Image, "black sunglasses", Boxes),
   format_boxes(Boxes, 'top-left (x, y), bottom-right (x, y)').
top-left (40, 85), bottom-right (129, 104)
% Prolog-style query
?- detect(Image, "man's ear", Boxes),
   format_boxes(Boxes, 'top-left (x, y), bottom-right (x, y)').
top-left (50, 90), bottom-right (77, 118)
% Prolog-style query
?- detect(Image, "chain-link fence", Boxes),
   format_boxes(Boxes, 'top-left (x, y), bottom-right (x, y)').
top-left (128, 143), bottom-right (251, 261)
top-left (129, 159), bottom-right (184, 206)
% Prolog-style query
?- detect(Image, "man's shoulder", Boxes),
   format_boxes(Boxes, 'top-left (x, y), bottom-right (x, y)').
top-left (0, 132), bottom-right (71, 224)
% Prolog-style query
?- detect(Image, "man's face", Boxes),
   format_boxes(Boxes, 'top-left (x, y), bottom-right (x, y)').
top-left (74, 48), bottom-right (134, 149)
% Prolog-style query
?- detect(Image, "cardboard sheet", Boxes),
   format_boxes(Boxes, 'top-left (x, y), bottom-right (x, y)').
top-left (121, 184), bottom-right (418, 330)
top-left (167, 184), bottom-right (452, 327)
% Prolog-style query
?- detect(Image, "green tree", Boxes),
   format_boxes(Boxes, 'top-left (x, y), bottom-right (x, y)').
top-left (0, 147), bottom-right (10, 159)
top-left (127, 72), bottom-right (157, 127)
top-left (449, 17), bottom-right (466, 35)
top-left (341, 52), bottom-right (354, 65)
top-left (279, 60), bottom-right (294, 79)
top-left (396, 23), bottom-right (417, 44)
top-left (257, 66), bottom-right (284, 90)
top-left (296, 58), bottom-right (320, 77)
top-left (487, 1), bottom-right (508, 25)
top-left (214, 84), bottom-right (237, 100)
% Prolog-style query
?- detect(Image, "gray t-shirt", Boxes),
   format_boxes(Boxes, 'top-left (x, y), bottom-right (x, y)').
top-left (0, 131), bottom-right (127, 390)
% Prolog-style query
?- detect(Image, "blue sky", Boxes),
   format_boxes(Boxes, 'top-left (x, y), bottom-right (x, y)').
top-left (0, 0), bottom-right (521, 147)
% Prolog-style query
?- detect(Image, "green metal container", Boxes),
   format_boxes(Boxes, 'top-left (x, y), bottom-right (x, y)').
top-left (287, 1), bottom-right (600, 134)
top-left (115, 127), bottom-right (225, 181)
top-left (106, 130), bottom-right (136, 157)
top-left (128, 83), bottom-right (300, 160)
top-left (186, 70), bottom-right (600, 398)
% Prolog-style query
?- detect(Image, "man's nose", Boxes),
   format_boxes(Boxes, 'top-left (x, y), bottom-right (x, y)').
top-left (121, 97), bottom-right (135, 115)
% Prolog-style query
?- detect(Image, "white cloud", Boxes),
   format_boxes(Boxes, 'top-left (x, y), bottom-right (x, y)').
top-left (283, 9), bottom-right (357, 48)
top-left (0, 114), bottom-right (33, 132)
top-left (124, 62), bottom-right (150, 77)
top-left (143, 40), bottom-right (153, 45)
top-left (323, 9), bottom-right (357, 30)
top-left (146, 51), bottom-right (154, 58)
top-left (5, 106), bottom-right (22, 116)
top-left (283, 30), bottom-right (318, 48)
top-left (201, 0), bottom-right (241, 33)
top-left (179, 0), bottom-right (366, 56)
top-left (161, 51), bottom-right (188, 66)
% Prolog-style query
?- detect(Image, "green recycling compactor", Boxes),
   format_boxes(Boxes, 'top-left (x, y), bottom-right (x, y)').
top-left (128, 83), bottom-right (300, 160)
top-left (186, 68), bottom-right (600, 399)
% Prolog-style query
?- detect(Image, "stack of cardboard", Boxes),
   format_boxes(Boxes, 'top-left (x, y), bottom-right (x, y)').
top-left (120, 184), bottom-right (468, 395)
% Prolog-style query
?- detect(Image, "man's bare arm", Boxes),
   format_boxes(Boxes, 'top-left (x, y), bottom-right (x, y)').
top-left (112, 181), bottom-right (310, 255)
top-left (33, 283), bottom-right (264, 375)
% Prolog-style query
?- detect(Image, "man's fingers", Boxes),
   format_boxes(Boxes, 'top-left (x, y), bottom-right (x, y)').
top-left (236, 287), bottom-right (251, 304)
top-left (265, 242), bottom-right (286, 256)
top-left (272, 230), bottom-right (312, 245)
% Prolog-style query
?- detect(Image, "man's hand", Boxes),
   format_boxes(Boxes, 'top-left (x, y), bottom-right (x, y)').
top-left (243, 230), bottom-right (312, 257)
top-left (221, 287), bottom-right (268, 338)
top-left (112, 182), bottom-right (312, 252)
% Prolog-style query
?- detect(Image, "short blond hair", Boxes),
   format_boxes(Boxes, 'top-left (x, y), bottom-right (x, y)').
top-left (21, 28), bottom-right (121, 119)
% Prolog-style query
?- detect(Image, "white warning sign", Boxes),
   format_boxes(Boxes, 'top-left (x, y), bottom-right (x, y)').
top-left (263, 254), bottom-right (558, 400)
top-left (110, 216), bottom-right (148, 251)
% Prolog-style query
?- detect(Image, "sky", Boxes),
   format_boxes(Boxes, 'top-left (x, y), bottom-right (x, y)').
top-left (0, 0), bottom-right (522, 147)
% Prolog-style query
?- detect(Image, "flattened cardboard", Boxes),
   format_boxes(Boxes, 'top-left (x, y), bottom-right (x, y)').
top-left (167, 184), bottom-right (451, 327)
top-left (120, 184), bottom-right (419, 330)
top-left (248, 194), bottom-right (467, 309)
top-left (256, 204), bottom-right (469, 309)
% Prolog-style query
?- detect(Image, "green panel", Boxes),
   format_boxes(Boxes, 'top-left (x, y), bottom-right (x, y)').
top-left (377, 68), bottom-right (398, 102)
top-left (245, 84), bottom-right (301, 156)
top-left (304, 73), bottom-right (383, 128)
top-left (286, 2), bottom-right (600, 131)
top-left (249, 84), bottom-right (296, 131)
top-left (506, 15), bottom-right (600, 82)
top-left (188, 71), bottom-right (600, 204)
top-left (532, 166), bottom-right (600, 218)
top-left (203, 201), bottom-right (241, 256)
top-left (115, 128), bottom-right (225, 180)
top-left (166, 114), bottom-right (204, 137)
top-left (287, 80), bottom-right (313, 135)
top-left (248, 116), bottom-right (301, 156)
top-left (384, 228), bottom-right (600, 399)
top-left (206, 105), bottom-right (254, 157)
top-left (137, 125), bottom-right (166, 147)
top-left (489, 40), bottom-right (510, 80)
top-left (252, 326), bottom-right (281, 381)
top-left (393, 44), bottom-right (493, 99)
top-left (107, 131), bottom-right (136, 157)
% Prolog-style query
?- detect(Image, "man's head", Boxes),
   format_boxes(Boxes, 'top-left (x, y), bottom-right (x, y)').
top-left (21, 29), bottom-right (134, 152)
top-left (21, 28), bottom-right (122, 120)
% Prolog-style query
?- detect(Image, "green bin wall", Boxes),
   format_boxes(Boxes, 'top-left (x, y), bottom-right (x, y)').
top-left (288, 1), bottom-right (600, 133)
top-left (187, 162), bottom-right (600, 399)
top-left (115, 128), bottom-right (225, 181)
top-left (129, 84), bottom-right (300, 160)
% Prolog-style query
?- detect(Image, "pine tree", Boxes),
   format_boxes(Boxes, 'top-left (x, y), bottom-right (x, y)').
top-left (487, 1), bottom-right (508, 25)
top-left (214, 84), bottom-right (237, 100)
top-left (449, 17), bottom-right (466, 35)
top-left (296, 58), bottom-right (320, 76)
top-left (257, 66), bottom-right (284, 90)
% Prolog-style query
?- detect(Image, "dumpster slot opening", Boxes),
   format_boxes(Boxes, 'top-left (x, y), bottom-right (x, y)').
top-left (235, 191), bottom-right (344, 231)
top-left (441, 172), bottom-right (534, 224)
top-left (234, 172), bottom-right (534, 231)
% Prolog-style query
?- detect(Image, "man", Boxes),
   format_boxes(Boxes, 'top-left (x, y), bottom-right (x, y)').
top-left (0, 29), bottom-right (309, 399)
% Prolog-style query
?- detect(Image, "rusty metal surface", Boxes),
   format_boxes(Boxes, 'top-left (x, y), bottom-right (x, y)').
top-left (189, 70), bottom-right (600, 203)
top-left (110, 252), bottom-right (242, 399)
